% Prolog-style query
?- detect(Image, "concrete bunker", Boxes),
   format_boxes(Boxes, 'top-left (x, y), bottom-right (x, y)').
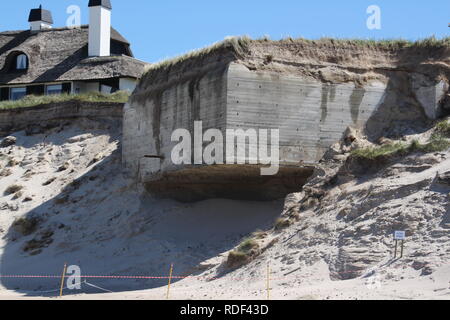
top-left (123, 37), bottom-right (450, 201)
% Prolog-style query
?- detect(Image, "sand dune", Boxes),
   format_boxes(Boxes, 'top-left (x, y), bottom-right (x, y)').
top-left (0, 118), bottom-right (449, 300)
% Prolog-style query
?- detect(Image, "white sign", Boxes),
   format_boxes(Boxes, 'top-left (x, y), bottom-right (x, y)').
top-left (394, 231), bottom-right (406, 240)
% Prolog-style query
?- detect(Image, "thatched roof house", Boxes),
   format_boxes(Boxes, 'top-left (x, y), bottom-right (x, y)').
top-left (0, 1), bottom-right (148, 101)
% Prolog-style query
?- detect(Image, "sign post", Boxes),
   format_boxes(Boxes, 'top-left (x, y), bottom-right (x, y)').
top-left (267, 262), bottom-right (271, 301)
top-left (393, 231), bottom-right (406, 259)
top-left (166, 263), bottom-right (173, 300)
top-left (59, 263), bottom-right (67, 298)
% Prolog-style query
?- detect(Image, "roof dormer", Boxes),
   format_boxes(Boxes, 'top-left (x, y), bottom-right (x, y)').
top-left (3, 51), bottom-right (29, 73)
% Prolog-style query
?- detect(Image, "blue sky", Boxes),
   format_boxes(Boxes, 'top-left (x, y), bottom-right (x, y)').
top-left (1, 0), bottom-right (449, 63)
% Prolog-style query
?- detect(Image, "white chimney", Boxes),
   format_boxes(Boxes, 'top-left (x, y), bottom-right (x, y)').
top-left (88, 0), bottom-right (112, 57)
top-left (28, 5), bottom-right (53, 31)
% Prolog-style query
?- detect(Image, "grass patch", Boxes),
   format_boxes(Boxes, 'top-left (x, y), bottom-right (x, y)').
top-left (4, 184), bottom-right (23, 195)
top-left (12, 217), bottom-right (39, 236)
top-left (274, 218), bottom-right (292, 231)
top-left (142, 36), bottom-right (251, 76)
top-left (251, 230), bottom-right (267, 239)
top-left (409, 134), bottom-right (450, 153)
top-left (351, 125), bottom-right (450, 161)
top-left (141, 35), bottom-right (450, 83)
top-left (0, 91), bottom-right (130, 110)
top-left (226, 251), bottom-right (249, 268)
top-left (226, 237), bottom-right (260, 269)
top-left (435, 120), bottom-right (450, 137)
top-left (274, 35), bottom-right (450, 50)
top-left (236, 238), bottom-right (259, 252)
top-left (350, 142), bottom-right (410, 160)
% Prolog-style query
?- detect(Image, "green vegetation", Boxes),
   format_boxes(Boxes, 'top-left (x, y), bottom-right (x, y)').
top-left (226, 237), bottom-right (260, 268)
top-left (351, 120), bottom-right (450, 161)
top-left (351, 142), bottom-right (410, 160)
top-left (142, 35), bottom-right (450, 81)
top-left (435, 120), bottom-right (450, 137)
top-left (273, 35), bottom-right (450, 50)
top-left (0, 91), bottom-right (130, 110)
top-left (236, 238), bottom-right (259, 252)
top-left (226, 251), bottom-right (248, 267)
top-left (274, 218), bottom-right (292, 231)
top-left (409, 134), bottom-right (450, 153)
top-left (142, 36), bottom-right (251, 79)
top-left (251, 230), bottom-right (267, 239)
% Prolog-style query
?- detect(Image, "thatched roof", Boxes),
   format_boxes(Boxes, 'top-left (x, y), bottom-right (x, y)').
top-left (0, 25), bottom-right (148, 85)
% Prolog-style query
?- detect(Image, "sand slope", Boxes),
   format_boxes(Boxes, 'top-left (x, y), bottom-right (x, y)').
top-left (0, 118), bottom-right (449, 300)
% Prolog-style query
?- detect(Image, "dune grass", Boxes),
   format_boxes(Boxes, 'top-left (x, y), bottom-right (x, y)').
top-left (142, 35), bottom-right (450, 81)
top-left (4, 184), bottom-right (23, 195)
top-left (351, 142), bottom-right (410, 160)
top-left (410, 134), bottom-right (450, 153)
top-left (0, 91), bottom-right (130, 110)
top-left (236, 238), bottom-right (259, 253)
top-left (226, 237), bottom-right (260, 268)
top-left (274, 218), bottom-right (292, 231)
top-left (12, 217), bottom-right (39, 236)
top-left (272, 36), bottom-right (450, 50)
top-left (143, 36), bottom-right (251, 76)
top-left (351, 138), bottom-right (450, 161)
top-left (435, 120), bottom-right (450, 137)
top-left (351, 121), bottom-right (450, 161)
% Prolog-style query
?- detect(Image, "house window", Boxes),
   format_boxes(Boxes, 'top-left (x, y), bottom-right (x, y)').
top-left (10, 87), bottom-right (26, 101)
top-left (16, 54), bottom-right (28, 70)
top-left (46, 84), bottom-right (63, 95)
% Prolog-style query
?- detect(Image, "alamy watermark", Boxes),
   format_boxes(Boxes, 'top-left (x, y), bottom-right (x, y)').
top-left (66, 5), bottom-right (81, 29)
top-left (366, 5), bottom-right (381, 30)
top-left (66, 265), bottom-right (82, 290)
top-left (171, 121), bottom-right (280, 176)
